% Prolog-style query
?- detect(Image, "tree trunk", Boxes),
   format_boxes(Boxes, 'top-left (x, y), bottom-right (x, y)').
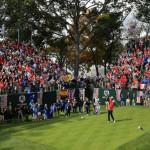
top-left (74, 32), bottom-right (80, 77)
top-left (91, 48), bottom-right (99, 76)
top-left (74, 43), bottom-right (79, 76)
top-left (104, 62), bottom-right (107, 75)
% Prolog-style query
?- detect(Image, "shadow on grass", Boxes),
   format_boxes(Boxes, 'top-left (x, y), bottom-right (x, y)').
top-left (116, 118), bottom-right (132, 122)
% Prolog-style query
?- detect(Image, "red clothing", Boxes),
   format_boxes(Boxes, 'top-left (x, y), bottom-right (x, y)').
top-left (108, 98), bottom-right (114, 110)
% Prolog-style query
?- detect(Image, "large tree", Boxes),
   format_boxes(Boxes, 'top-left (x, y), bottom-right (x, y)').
top-left (0, 0), bottom-right (59, 45)
top-left (47, 0), bottom-right (131, 76)
top-left (0, 0), bottom-right (131, 76)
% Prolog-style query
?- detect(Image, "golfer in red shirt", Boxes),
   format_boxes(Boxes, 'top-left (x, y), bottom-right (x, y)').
top-left (108, 96), bottom-right (115, 123)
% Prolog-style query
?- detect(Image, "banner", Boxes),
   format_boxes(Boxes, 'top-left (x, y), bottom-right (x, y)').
top-left (60, 89), bottom-right (68, 97)
top-left (136, 91), bottom-right (143, 103)
top-left (93, 88), bottom-right (99, 99)
top-left (116, 90), bottom-right (121, 101)
top-left (42, 91), bottom-right (56, 106)
top-left (7, 94), bottom-right (30, 108)
top-left (0, 95), bottom-right (7, 108)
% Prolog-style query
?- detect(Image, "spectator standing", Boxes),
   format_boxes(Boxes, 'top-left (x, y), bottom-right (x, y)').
top-left (78, 96), bottom-right (83, 113)
top-left (72, 99), bottom-right (77, 113)
top-left (24, 106), bottom-right (30, 122)
top-left (132, 94), bottom-right (136, 106)
top-left (37, 104), bottom-right (42, 121)
top-left (120, 94), bottom-right (125, 106)
top-left (66, 100), bottom-right (71, 117)
top-left (53, 103), bottom-right (57, 117)
top-left (84, 97), bottom-right (91, 116)
top-left (60, 100), bottom-right (65, 115)
top-left (126, 95), bottom-right (130, 106)
top-left (43, 104), bottom-right (48, 120)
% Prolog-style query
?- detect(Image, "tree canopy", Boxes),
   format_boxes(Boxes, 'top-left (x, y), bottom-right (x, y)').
top-left (0, 0), bottom-right (132, 76)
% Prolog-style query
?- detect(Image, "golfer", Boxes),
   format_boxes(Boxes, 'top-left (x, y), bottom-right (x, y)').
top-left (108, 96), bottom-right (115, 123)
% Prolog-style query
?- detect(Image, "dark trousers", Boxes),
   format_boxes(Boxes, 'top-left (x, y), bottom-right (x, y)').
top-left (79, 106), bottom-right (82, 113)
top-left (61, 106), bottom-right (64, 113)
top-left (73, 107), bottom-right (77, 113)
top-left (66, 108), bottom-right (71, 116)
top-left (86, 106), bottom-right (90, 114)
top-left (108, 110), bottom-right (114, 121)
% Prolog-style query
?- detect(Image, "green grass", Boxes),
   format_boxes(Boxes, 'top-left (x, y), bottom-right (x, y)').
top-left (0, 106), bottom-right (150, 150)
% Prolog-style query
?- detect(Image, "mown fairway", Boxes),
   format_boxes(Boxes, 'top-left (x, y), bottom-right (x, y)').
top-left (0, 106), bottom-right (150, 150)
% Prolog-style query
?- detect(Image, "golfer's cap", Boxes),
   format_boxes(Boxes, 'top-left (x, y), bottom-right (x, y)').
top-left (110, 96), bottom-right (113, 99)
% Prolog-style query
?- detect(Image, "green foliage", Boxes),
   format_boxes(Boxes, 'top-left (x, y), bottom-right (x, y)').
top-left (0, 0), bottom-right (59, 45)
top-left (134, 0), bottom-right (150, 24)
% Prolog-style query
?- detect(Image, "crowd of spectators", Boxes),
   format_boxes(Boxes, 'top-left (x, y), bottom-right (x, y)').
top-left (0, 40), bottom-right (65, 94)
top-left (0, 37), bottom-right (150, 95)
top-left (106, 37), bottom-right (150, 90)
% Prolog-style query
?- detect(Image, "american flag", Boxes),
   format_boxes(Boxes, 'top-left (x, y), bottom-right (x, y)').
top-left (128, 25), bottom-right (136, 33)
top-left (136, 91), bottom-right (143, 103)
top-left (68, 89), bottom-right (75, 103)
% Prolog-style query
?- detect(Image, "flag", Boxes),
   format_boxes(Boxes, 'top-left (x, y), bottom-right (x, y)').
top-left (140, 84), bottom-right (147, 90)
top-left (116, 90), bottom-right (121, 101)
top-left (79, 88), bottom-right (85, 100)
top-left (93, 88), bottom-right (99, 99)
top-left (137, 91), bottom-right (143, 103)
top-left (68, 89), bottom-right (75, 103)
top-left (128, 25), bottom-right (136, 33)
top-left (60, 89), bottom-right (68, 97)
top-left (0, 95), bottom-right (7, 108)
top-left (37, 92), bottom-right (43, 105)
